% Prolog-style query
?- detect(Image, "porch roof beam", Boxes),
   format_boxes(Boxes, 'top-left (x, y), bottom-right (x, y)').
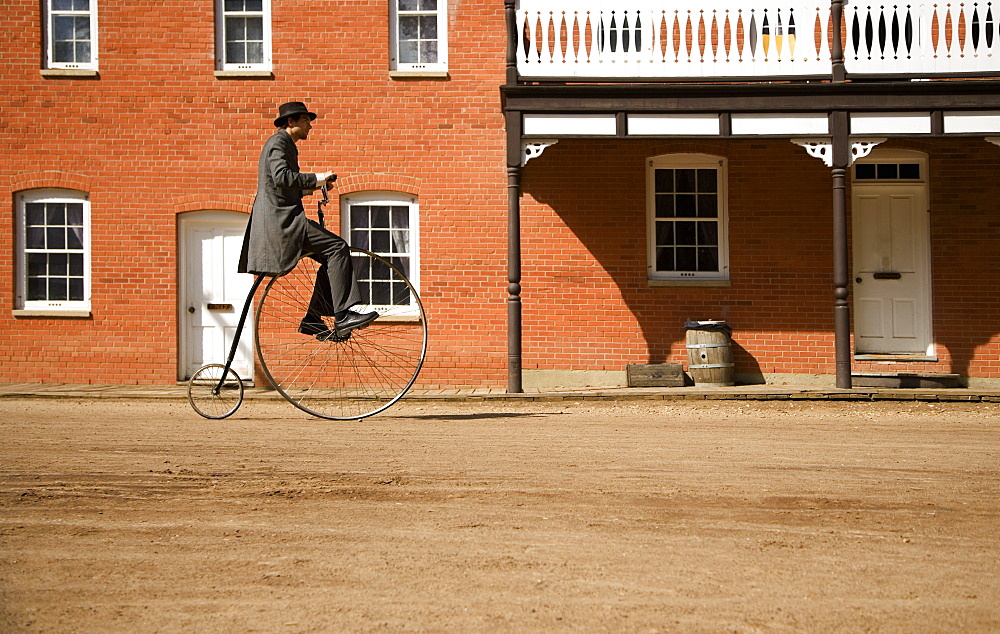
top-left (502, 80), bottom-right (1000, 115)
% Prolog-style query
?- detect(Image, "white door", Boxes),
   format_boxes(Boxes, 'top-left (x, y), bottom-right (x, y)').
top-left (179, 211), bottom-right (254, 381)
top-left (852, 183), bottom-right (932, 355)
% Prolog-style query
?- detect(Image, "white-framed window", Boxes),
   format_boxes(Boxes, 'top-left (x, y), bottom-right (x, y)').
top-left (43, 0), bottom-right (99, 70)
top-left (389, 0), bottom-right (448, 73)
top-left (342, 192), bottom-right (420, 315)
top-left (215, 0), bottom-right (271, 71)
top-left (646, 154), bottom-right (729, 281)
top-left (15, 189), bottom-right (92, 313)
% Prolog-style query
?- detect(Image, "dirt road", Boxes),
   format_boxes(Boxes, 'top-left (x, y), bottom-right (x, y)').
top-left (1, 397), bottom-right (998, 632)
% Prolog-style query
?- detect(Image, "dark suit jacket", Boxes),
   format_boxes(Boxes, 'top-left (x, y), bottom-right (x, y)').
top-left (239, 130), bottom-right (319, 275)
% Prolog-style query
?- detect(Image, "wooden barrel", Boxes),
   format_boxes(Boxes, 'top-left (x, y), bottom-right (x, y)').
top-left (685, 325), bottom-right (734, 387)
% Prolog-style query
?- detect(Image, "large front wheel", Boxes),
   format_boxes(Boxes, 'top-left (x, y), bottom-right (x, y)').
top-left (254, 247), bottom-right (428, 420)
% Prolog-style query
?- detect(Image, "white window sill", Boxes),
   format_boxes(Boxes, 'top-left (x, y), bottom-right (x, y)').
top-left (41, 69), bottom-right (98, 77)
top-left (214, 70), bottom-right (273, 79)
top-left (390, 70), bottom-right (449, 80)
top-left (648, 279), bottom-right (732, 288)
top-left (14, 309), bottom-right (92, 318)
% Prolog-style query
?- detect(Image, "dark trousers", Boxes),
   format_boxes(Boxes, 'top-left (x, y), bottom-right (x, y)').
top-left (301, 219), bottom-right (361, 320)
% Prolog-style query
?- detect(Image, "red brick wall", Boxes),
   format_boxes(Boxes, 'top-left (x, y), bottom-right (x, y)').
top-left (3, 1), bottom-right (1000, 387)
top-left (520, 137), bottom-right (1000, 383)
top-left (1, 0), bottom-right (509, 387)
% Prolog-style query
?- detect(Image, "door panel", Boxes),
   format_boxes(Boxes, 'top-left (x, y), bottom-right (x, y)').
top-left (852, 184), bottom-right (931, 355)
top-left (179, 213), bottom-right (253, 381)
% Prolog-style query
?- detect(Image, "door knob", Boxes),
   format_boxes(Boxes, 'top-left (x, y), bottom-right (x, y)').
top-left (188, 306), bottom-right (195, 313)
top-left (855, 277), bottom-right (862, 284)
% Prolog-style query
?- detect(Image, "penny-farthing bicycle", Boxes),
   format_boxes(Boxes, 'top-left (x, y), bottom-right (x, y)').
top-left (187, 187), bottom-right (428, 420)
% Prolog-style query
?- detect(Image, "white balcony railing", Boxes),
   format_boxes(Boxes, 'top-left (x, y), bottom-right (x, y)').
top-left (516, 1), bottom-right (1000, 80)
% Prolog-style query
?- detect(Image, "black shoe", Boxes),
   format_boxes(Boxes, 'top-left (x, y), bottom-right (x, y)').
top-left (334, 310), bottom-right (379, 337)
top-left (298, 319), bottom-right (331, 336)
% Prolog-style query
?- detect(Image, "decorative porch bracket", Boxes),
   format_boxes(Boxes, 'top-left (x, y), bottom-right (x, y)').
top-left (522, 140), bottom-right (559, 166)
top-left (791, 138), bottom-right (887, 167)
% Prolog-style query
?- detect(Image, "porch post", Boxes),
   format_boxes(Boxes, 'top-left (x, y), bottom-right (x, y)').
top-left (831, 0), bottom-right (846, 82)
top-left (831, 111), bottom-right (852, 388)
top-left (505, 0), bottom-right (518, 84)
top-left (506, 110), bottom-right (523, 393)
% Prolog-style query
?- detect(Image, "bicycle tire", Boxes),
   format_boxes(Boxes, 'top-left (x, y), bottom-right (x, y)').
top-left (187, 363), bottom-right (244, 419)
top-left (254, 247), bottom-right (428, 420)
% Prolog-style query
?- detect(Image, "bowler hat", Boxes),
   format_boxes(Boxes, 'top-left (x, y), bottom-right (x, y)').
top-left (274, 101), bottom-right (317, 128)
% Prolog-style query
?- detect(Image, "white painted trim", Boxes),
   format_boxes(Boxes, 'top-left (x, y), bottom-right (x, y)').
top-left (628, 114), bottom-right (720, 136)
top-left (943, 111), bottom-right (1000, 134)
top-left (851, 112), bottom-right (931, 135)
top-left (731, 113), bottom-right (829, 136)
top-left (523, 114), bottom-right (617, 137)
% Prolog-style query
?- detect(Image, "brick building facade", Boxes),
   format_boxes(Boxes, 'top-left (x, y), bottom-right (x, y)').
top-left (4, 1), bottom-right (1000, 389)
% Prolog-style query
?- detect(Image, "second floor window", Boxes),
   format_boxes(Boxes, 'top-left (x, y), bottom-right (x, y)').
top-left (216, 0), bottom-right (271, 71)
top-left (390, 0), bottom-right (447, 73)
top-left (45, 0), bottom-right (98, 70)
top-left (646, 154), bottom-right (730, 281)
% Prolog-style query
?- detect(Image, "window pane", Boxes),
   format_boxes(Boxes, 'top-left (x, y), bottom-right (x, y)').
top-left (420, 41), bottom-right (438, 63)
top-left (53, 0), bottom-right (75, 10)
top-left (246, 17), bottom-right (263, 40)
top-left (75, 41), bottom-right (91, 63)
top-left (69, 278), bottom-right (84, 301)
top-left (28, 277), bottom-right (47, 301)
top-left (419, 15), bottom-right (437, 38)
top-left (675, 221), bottom-right (696, 245)
top-left (392, 281), bottom-right (411, 305)
top-left (655, 194), bottom-right (674, 218)
top-left (49, 278), bottom-right (68, 301)
top-left (390, 256), bottom-right (411, 279)
top-left (351, 230), bottom-right (370, 250)
top-left (697, 222), bottom-right (718, 246)
top-left (655, 221), bottom-right (674, 245)
top-left (50, 253), bottom-right (68, 276)
top-left (28, 253), bottom-right (47, 276)
top-left (400, 16), bottom-right (419, 40)
top-left (54, 15), bottom-right (74, 40)
top-left (246, 41), bottom-right (263, 64)
top-left (66, 203), bottom-right (83, 225)
top-left (372, 206), bottom-right (390, 228)
top-left (74, 16), bottom-right (90, 39)
top-left (656, 247), bottom-right (674, 271)
top-left (675, 247), bottom-right (697, 270)
top-left (675, 194), bottom-right (696, 217)
top-left (697, 247), bottom-right (719, 272)
top-left (899, 163), bottom-right (920, 179)
top-left (27, 228), bottom-right (45, 249)
top-left (372, 230), bottom-right (391, 253)
top-left (47, 228), bottom-right (66, 250)
top-left (351, 206), bottom-right (370, 228)
top-left (855, 163), bottom-right (876, 179)
top-left (244, 0), bottom-right (262, 10)
top-left (399, 41), bottom-right (418, 63)
top-left (876, 163), bottom-right (897, 179)
top-left (676, 169), bottom-right (696, 192)
top-left (399, 0), bottom-right (419, 10)
top-left (697, 194), bottom-right (718, 218)
top-left (419, 0), bottom-right (437, 9)
top-left (391, 207), bottom-right (409, 229)
top-left (73, 0), bottom-right (90, 9)
top-left (26, 203), bottom-right (45, 226)
top-left (655, 169), bottom-right (674, 193)
top-left (697, 169), bottom-right (717, 192)
top-left (69, 253), bottom-right (84, 275)
top-left (226, 42), bottom-right (245, 64)
top-left (54, 41), bottom-right (73, 62)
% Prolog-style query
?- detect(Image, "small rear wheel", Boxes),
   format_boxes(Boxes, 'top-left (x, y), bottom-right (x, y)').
top-left (187, 364), bottom-right (244, 419)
